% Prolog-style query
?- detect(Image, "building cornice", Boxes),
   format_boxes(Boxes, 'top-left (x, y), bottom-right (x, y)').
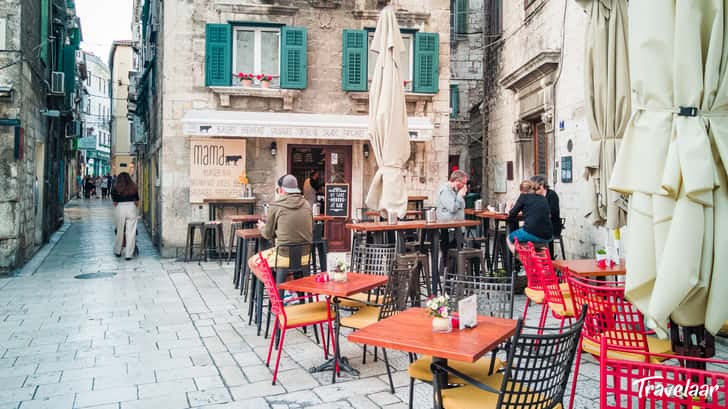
top-left (214, 1), bottom-right (299, 16)
top-left (499, 50), bottom-right (560, 92)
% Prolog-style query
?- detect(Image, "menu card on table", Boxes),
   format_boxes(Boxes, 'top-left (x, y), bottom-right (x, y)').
top-left (458, 295), bottom-right (478, 330)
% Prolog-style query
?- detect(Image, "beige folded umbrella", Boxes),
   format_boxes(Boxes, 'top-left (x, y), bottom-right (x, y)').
top-left (365, 6), bottom-right (410, 218)
top-left (579, 0), bottom-right (629, 230)
top-left (610, 0), bottom-right (728, 336)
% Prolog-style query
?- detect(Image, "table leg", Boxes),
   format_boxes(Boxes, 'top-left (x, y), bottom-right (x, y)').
top-left (430, 229), bottom-right (440, 296)
top-left (432, 356), bottom-right (448, 409)
top-left (310, 296), bottom-right (360, 382)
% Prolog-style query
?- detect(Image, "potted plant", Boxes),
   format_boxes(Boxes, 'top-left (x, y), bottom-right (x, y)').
top-left (596, 248), bottom-right (607, 262)
top-left (258, 73), bottom-right (272, 88)
top-left (238, 72), bottom-right (253, 87)
top-left (426, 295), bottom-right (452, 333)
top-left (332, 259), bottom-right (348, 282)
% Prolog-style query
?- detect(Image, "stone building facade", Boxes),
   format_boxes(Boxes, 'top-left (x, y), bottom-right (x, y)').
top-left (449, 0), bottom-right (483, 189)
top-left (109, 41), bottom-right (134, 177)
top-left (482, 0), bottom-right (605, 257)
top-left (81, 52), bottom-right (111, 177)
top-left (130, 0), bottom-right (452, 257)
top-left (0, 0), bottom-right (84, 273)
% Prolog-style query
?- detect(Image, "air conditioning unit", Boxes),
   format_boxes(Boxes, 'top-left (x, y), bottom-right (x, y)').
top-left (51, 71), bottom-right (65, 95)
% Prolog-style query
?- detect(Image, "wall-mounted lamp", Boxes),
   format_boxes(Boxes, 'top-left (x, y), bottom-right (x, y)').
top-left (363, 143), bottom-right (369, 159)
top-left (270, 141), bottom-right (277, 157)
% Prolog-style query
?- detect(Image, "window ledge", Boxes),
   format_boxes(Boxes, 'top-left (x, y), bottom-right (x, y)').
top-left (209, 86), bottom-right (301, 111)
top-left (351, 9), bottom-right (429, 26)
top-left (347, 91), bottom-right (434, 116)
top-left (214, 1), bottom-right (299, 16)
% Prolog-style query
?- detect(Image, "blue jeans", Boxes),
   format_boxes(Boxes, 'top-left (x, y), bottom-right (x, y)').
top-left (508, 228), bottom-right (550, 244)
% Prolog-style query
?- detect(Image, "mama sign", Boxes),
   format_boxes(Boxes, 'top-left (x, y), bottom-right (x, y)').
top-left (189, 138), bottom-right (246, 203)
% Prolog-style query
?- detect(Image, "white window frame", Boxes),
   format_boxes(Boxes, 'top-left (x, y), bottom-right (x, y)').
top-left (367, 32), bottom-right (414, 91)
top-left (232, 26), bottom-right (281, 85)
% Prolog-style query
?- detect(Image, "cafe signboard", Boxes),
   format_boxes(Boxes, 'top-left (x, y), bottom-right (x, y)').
top-left (189, 138), bottom-right (246, 203)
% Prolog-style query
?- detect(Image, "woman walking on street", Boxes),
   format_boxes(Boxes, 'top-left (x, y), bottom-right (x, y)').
top-left (111, 172), bottom-right (139, 260)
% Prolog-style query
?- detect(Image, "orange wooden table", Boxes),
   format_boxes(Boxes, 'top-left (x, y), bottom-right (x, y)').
top-left (280, 273), bottom-right (389, 383)
top-left (230, 214), bottom-right (261, 223)
top-left (553, 258), bottom-right (626, 277)
top-left (349, 307), bottom-right (517, 407)
top-left (204, 197), bottom-right (258, 219)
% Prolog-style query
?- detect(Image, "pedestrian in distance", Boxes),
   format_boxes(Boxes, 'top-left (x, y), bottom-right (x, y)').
top-left (101, 174), bottom-right (110, 199)
top-left (111, 172), bottom-right (140, 260)
top-left (95, 176), bottom-right (103, 199)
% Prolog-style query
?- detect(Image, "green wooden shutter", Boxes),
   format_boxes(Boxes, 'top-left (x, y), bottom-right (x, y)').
top-left (40, 0), bottom-right (49, 64)
top-left (414, 32), bottom-right (439, 94)
top-left (280, 26), bottom-right (307, 89)
top-left (455, 0), bottom-right (468, 34)
top-left (342, 29), bottom-right (367, 91)
top-left (204, 24), bottom-right (232, 87)
top-left (450, 84), bottom-right (458, 118)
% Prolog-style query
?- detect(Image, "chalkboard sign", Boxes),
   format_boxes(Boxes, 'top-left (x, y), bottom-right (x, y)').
top-left (325, 183), bottom-right (350, 218)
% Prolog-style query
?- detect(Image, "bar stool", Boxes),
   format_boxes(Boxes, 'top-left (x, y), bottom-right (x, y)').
top-left (184, 222), bottom-right (205, 262)
top-left (447, 247), bottom-right (486, 278)
top-left (550, 218), bottom-right (567, 260)
top-left (310, 223), bottom-right (328, 273)
top-left (396, 252), bottom-right (431, 305)
top-left (227, 222), bottom-right (244, 263)
top-left (201, 221), bottom-right (226, 262)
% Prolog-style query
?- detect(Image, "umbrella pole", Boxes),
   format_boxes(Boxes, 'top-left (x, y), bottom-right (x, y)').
top-left (669, 320), bottom-right (715, 371)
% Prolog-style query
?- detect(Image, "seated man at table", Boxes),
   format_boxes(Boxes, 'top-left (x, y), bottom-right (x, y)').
top-left (435, 170), bottom-right (468, 272)
top-left (506, 180), bottom-right (553, 254)
top-left (248, 174), bottom-right (313, 278)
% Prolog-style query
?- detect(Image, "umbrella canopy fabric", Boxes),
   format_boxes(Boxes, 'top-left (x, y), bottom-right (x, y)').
top-left (579, 0), bottom-right (630, 229)
top-left (609, 0), bottom-right (728, 335)
top-left (365, 7), bottom-right (411, 217)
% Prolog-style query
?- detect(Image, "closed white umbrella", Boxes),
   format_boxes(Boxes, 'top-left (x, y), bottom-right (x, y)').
top-left (365, 6), bottom-right (410, 218)
top-left (610, 0), bottom-right (728, 335)
top-left (579, 0), bottom-right (630, 230)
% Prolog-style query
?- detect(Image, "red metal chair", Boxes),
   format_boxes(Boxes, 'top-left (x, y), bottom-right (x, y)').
top-left (530, 244), bottom-right (574, 331)
top-left (599, 338), bottom-right (728, 409)
top-left (567, 272), bottom-right (673, 409)
top-left (255, 253), bottom-right (336, 385)
top-left (514, 238), bottom-right (546, 324)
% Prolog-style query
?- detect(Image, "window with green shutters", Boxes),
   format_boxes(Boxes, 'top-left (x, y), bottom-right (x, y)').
top-left (205, 24), bottom-right (232, 86)
top-left (450, 84), bottom-right (458, 118)
top-left (342, 29), bottom-right (367, 92)
top-left (40, 0), bottom-right (48, 64)
top-left (413, 32), bottom-right (439, 94)
top-left (280, 26), bottom-right (307, 89)
top-left (454, 0), bottom-right (468, 35)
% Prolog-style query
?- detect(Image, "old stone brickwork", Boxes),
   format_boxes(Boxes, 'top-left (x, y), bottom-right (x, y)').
top-left (483, 0), bottom-right (607, 258)
top-left (134, 0), bottom-right (452, 257)
top-left (0, 0), bottom-right (48, 272)
top-left (449, 0), bottom-right (484, 183)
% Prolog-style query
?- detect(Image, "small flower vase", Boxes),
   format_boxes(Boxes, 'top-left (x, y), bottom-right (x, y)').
top-left (332, 270), bottom-right (347, 283)
top-left (261, 79), bottom-right (271, 89)
top-left (241, 79), bottom-right (252, 87)
top-left (432, 317), bottom-right (451, 333)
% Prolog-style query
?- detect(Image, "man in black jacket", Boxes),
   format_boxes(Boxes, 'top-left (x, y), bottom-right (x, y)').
top-left (531, 175), bottom-right (562, 258)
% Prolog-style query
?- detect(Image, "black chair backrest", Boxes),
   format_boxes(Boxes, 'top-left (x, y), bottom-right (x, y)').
top-left (443, 272), bottom-right (514, 319)
top-left (313, 223), bottom-right (324, 243)
top-left (379, 263), bottom-right (410, 320)
top-left (496, 307), bottom-right (587, 409)
top-left (273, 242), bottom-right (312, 274)
top-left (360, 243), bottom-right (397, 276)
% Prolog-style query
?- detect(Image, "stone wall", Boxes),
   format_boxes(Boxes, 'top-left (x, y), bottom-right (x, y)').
top-left (152, 0), bottom-right (452, 257)
top-left (0, 0), bottom-right (52, 272)
top-left (111, 44), bottom-right (134, 176)
top-left (482, 0), bottom-right (606, 258)
top-left (449, 0), bottom-right (483, 178)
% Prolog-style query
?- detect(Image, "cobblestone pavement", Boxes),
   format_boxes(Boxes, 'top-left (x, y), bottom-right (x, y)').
top-left (0, 199), bottom-right (725, 409)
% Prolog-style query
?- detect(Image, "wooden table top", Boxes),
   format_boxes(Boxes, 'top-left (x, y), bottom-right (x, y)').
top-left (203, 198), bottom-right (258, 204)
top-left (408, 196), bottom-right (428, 202)
top-left (348, 308), bottom-right (518, 363)
top-left (474, 211), bottom-right (512, 221)
top-left (364, 210), bottom-right (422, 217)
top-left (346, 219), bottom-right (479, 232)
top-left (230, 214), bottom-right (261, 223)
top-left (314, 215), bottom-right (336, 222)
top-left (235, 228), bottom-right (262, 239)
top-left (553, 259), bottom-right (626, 277)
top-left (278, 273), bottom-right (389, 298)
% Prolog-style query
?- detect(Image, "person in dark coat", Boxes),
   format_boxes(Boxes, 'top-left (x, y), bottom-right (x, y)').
top-left (531, 175), bottom-right (562, 257)
top-left (506, 180), bottom-right (553, 253)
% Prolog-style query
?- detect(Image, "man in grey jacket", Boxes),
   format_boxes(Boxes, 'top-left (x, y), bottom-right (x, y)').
top-left (436, 170), bottom-right (468, 221)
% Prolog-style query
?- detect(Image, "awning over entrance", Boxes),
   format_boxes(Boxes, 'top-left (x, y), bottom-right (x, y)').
top-left (181, 110), bottom-right (433, 141)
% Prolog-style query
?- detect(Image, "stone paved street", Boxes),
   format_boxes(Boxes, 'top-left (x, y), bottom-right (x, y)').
top-left (0, 199), bottom-right (725, 409)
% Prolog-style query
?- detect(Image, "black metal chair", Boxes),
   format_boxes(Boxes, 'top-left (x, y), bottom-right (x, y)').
top-left (338, 260), bottom-right (411, 393)
top-left (549, 218), bottom-right (566, 260)
top-left (340, 243), bottom-right (397, 309)
top-left (407, 272), bottom-right (514, 409)
top-left (310, 222), bottom-right (328, 274)
top-left (431, 307), bottom-right (587, 409)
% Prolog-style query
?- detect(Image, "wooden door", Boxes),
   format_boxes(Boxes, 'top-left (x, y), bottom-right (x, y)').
top-left (323, 146), bottom-right (352, 251)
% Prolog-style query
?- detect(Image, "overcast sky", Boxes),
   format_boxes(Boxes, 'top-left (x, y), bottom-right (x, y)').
top-left (75, 0), bottom-right (133, 65)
